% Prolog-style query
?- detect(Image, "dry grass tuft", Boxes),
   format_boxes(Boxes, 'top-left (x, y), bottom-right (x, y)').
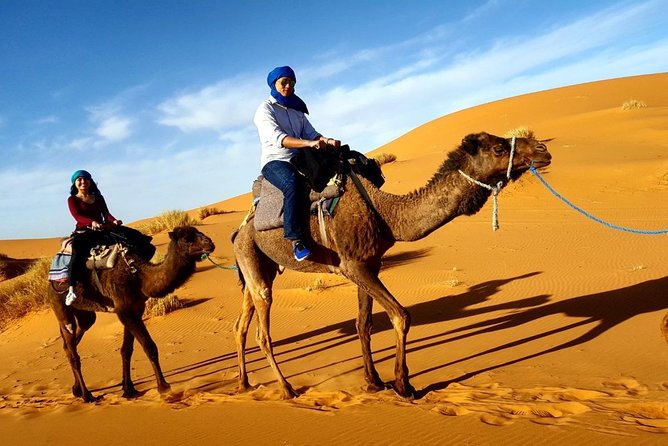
top-left (305, 277), bottom-right (326, 292)
top-left (144, 294), bottom-right (184, 317)
top-left (198, 207), bottom-right (232, 220)
top-left (136, 210), bottom-right (201, 236)
top-left (621, 99), bottom-right (647, 110)
top-left (0, 257), bottom-right (50, 332)
top-left (504, 127), bottom-right (536, 139)
top-left (374, 153), bottom-right (397, 166)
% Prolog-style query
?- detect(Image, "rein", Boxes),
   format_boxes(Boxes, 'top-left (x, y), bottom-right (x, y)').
top-left (201, 253), bottom-right (238, 270)
top-left (529, 163), bottom-right (668, 235)
top-left (458, 136), bottom-right (516, 231)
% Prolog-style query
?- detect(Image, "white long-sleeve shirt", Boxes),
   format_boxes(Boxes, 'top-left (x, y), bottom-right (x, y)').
top-left (254, 96), bottom-right (321, 169)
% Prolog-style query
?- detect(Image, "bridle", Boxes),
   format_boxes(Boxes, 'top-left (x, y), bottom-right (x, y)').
top-left (457, 136), bottom-right (516, 231)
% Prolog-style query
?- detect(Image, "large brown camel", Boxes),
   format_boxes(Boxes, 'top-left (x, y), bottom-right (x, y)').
top-left (232, 132), bottom-right (552, 399)
top-left (48, 225), bottom-right (215, 402)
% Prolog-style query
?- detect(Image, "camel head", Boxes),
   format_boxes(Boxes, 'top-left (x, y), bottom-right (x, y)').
top-left (168, 226), bottom-right (216, 260)
top-left (459, 132), bottom-right (552, 184)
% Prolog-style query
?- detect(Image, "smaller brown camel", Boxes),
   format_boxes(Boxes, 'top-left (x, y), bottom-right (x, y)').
top-left (48, 225), bottom-right (215, 402)
top-left (233, 132), bottom-right (552, 399)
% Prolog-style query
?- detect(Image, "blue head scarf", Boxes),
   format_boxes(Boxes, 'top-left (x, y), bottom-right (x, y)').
top-left (267, 66), bottom-right (309, 114)
top-left (71, 169), bottom-right (92, 185)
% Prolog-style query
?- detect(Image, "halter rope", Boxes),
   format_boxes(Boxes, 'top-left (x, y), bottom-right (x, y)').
top-left (458, 136), bottom-right (515, 231)
top-left (529, 164), bottom-right (668, 235)
top-left (201, 253), bottom-right (238, 270)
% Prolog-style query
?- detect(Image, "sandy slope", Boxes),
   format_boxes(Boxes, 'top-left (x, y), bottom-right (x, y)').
top-left (1, 73), bottom-right (667, 445)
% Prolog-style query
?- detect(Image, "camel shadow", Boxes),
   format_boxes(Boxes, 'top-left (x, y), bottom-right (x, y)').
top-left (114, 270), bottom-right (546, 392)
top-left (416, 275), bottom-right (668, 396)
top-left (103, 268), bottom-right (665, 400)
top-left (381, 247), bottom-right (434, 270)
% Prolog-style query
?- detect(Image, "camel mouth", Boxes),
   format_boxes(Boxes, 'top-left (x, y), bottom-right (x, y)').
top-left (523, 156), bottom-right (551, 169)
top-left (192, 243), bottom-right (216, 259)
top-left (528, 159), bottom-right (551, 169)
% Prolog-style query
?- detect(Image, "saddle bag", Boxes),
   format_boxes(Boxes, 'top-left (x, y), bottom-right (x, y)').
top-left (85, 243), bottom-right (124, 270)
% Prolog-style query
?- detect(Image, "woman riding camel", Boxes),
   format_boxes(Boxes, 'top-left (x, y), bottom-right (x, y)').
top-left (253, 65), bottom-right (341, 261)
top-left (66, 169), bottom-right (154, 305)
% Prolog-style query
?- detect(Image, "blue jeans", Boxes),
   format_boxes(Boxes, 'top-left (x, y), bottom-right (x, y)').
top-left (261, 160), bottom-right (307, 241)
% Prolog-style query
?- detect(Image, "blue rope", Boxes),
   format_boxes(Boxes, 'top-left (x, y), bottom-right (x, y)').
top-left (529, 165), bottom-right (668, 235)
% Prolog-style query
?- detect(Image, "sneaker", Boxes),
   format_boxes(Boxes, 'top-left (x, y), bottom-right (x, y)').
top-left (65, 287), bottom-right (78, 306)
top-left (292, 240), bottom-right (311, 262)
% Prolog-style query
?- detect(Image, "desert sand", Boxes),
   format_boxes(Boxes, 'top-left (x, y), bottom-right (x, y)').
top-left (1, 73), bottom-right (667, 445)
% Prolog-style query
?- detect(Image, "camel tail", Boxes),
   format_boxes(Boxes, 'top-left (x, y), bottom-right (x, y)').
top-left (235, 258), bottom-right (246, 292)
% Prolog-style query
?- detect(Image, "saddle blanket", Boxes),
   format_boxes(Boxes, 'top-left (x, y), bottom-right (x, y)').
top-left (47, 241), bottom-right (124, 282)
top-left (253, 177), bottom-right (341, 231)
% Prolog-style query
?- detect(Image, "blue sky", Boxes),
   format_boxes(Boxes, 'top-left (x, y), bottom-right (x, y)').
top-left (1, 0), bottom-right (667, 240)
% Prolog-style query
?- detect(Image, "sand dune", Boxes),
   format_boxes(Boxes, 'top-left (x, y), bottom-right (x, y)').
top-left (1, 73), bottom-right (667, 445)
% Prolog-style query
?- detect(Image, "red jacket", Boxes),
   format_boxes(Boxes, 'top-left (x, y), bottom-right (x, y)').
top-left (68, 194), bottom-right (118, 230)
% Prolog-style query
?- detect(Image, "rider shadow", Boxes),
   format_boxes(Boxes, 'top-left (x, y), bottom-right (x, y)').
top-left (416, 275), bottom-right (668, 396)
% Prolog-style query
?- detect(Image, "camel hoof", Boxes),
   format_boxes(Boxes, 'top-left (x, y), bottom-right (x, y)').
top-left (122, 388), bottom-right (141, 399)
top-left (279, 384), bottom-right (299, 399)
top-left (364, 382), bottom-right (390, 393)
top-left (281, 389), bottom-right (299, 400)
top-left (393, 382), bottom-right (417, 400)
top-left (158, 383), bottom-right (172, 394)
top-left (81, 392), bottom-right (99, 403)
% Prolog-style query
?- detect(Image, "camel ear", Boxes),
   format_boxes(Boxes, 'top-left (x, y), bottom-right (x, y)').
top-left (168, 230), bottom-right (175, 241)
top-left (461, 133), bottom-right (482, 155)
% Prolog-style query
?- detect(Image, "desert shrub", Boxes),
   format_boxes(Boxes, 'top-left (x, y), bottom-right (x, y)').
top-left (374, 153), bottom-right (397, 166)
top-left (0, 257), bottom-right (50, 332)
top-left (504, 126), bottom-right (536, 139)
top-left (304, 277), bottom-right (326, 292)
top-left (198, 207), bottom-right (232, 220)
top-left (136, 210), bottom-right (201, 236)
top-left (144, 294), bottom-right (184, 317)
top-left (621, 99), bottom-right (647, 110)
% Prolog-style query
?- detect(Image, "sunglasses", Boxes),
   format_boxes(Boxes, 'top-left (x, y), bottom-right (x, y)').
top-left (278, 78), bottom-right (296, 87)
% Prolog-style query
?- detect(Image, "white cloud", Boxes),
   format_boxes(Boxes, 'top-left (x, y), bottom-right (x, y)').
top-left (157, 76), bottom-right (263, 132)
top-left (95, 115), bottom-right (132, 142)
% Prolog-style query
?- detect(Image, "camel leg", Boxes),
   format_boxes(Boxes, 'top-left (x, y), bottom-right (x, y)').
top-left (120, 327), bottom-right (140, 398)
top-left (344, 261), bottom-right (414, 398)
top-left (234, 287), bottom-right (255, 392)
top-left (50, 297), bottom-right (96, 402)
top-left (116, 309), bottom-right (171, 395)
top-left (59, 319), bottom-right (95, 402)
top-left (251, 287), bottom-right (298, 399)
top-left (356, 288), bottom-right (385, 391)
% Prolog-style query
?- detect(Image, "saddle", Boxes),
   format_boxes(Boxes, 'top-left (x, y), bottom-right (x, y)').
top-left (85, 243), bottom-right (126, 270)
top-left (48, 240), bottom-right (127, 282)
top-left (252, 146), bottom-right (384, 232)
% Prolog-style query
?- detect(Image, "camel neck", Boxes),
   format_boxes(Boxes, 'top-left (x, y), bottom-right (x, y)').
top-left (139, 248), bottom-right (196, 298)
top-left (371, 169), bottom-right (492, 242)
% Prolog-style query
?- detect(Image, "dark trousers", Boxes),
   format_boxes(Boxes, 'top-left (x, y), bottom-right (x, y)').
top-left (68, 226), bottom-right (155, 285)
top-left (261, 160), bottom-right (308, 241)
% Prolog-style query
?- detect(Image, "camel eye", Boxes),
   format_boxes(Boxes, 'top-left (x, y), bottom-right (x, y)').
top-left (493, 144), bottom-right (506, 155)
